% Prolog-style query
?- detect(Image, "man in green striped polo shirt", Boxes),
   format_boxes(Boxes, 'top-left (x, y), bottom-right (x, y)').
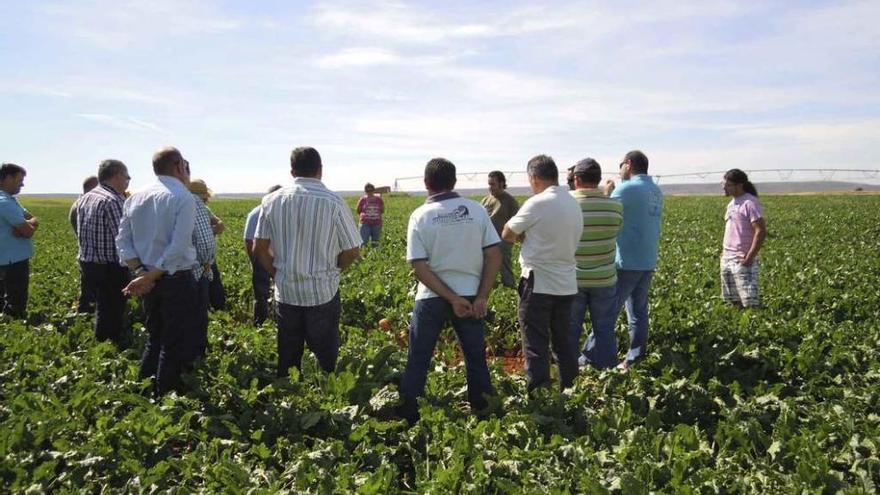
top-left (567, 158), bottom-right (624, 369)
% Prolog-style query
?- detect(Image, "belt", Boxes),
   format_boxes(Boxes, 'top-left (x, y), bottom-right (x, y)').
top-left (164, 269), bottom-right (193, 279)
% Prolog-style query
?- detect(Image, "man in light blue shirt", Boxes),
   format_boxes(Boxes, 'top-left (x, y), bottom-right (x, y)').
top-left (243, 184), bottom-right (281, 326)
top-left (116, 147), bottom-right (198, 394)
top-left (0, 163), bottom-right (38, 318)
top-left (608, 150), bottom-right (663, 370)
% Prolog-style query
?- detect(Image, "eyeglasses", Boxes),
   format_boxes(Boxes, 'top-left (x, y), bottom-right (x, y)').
top-left (619, 161), bottom-right (628, 168)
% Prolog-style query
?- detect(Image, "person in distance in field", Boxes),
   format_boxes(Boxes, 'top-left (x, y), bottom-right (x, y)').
top-left (116, 147), bottom-right (199, 394)
top-left (397, 158), bottom-right (501, 423)
top-left (480, 171), bottom-right (519, 289)
top-left (70, 175), bottom-right (99, 313)
top-left (603, 150), bottom-right (663, 371)
top-left (0, 163), bottom-right (38, 318)
top-left (502, 155), bottom-right (583, 391)
top-left (187, 177), bottom-right (218, 362)
top-left (567, 159), bottom-right (624, 370)
top-left (253, 147), bottom-right (361, 378)
top-left (74, 160), bottom-right (131, 344)
top-left (357, 182), bottom-right (384, 248)
top-left (243, 184), bottom-right (282, 326)
top-left (720, 169), bottom-right (766, 309)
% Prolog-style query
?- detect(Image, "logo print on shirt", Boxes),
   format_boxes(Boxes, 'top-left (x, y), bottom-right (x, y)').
top-left (431, 205), bottom-right (473, 225)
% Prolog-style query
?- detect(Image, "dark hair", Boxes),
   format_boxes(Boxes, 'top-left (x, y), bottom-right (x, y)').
top-left (424, 158), bottom-right (456, 191)
top-left (488, 170), bottom-right (507, 188)
top-left (0, 163), bottom-right (26, 181)
top-left (82, 175), bottom-right (99, 193)
top-left (574, 158), bottom-right (602, 185)
top-left (364, 182), bottom-right (375, 193)
top-left (267, 184), bottom-right (282, 194)
top-left (625, 150), bottom-right (649, 174)
top-left (724, 168), bottom-right (758, 196)
top-left (527, 155), bottom-right (558, 182)
top-left (98, 160), bottom-right (126, 183)
top-left (152, 147), bottom-right (183, 175)
top-left (290, 147), bottom-right (322, 177)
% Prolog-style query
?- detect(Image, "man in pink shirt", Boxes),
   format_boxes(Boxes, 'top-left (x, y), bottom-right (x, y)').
top-left (720, 169), bottom-right (767, 308)
top-left (357, 183), bottom-right (384, 247)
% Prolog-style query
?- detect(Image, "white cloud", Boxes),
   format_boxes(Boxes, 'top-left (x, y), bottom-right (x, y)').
top-left (77, 113), bottom-right (167, 133)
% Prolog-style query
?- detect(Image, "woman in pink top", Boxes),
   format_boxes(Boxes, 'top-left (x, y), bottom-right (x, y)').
top-left (720, 169), bottom-right (767, 308)
top-left (357, 183), bottom-right (384, 247)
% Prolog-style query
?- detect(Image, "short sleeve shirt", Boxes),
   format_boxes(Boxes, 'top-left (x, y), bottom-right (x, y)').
top-left (406, 192), bottom-right (500, 300)
top-left (357, 195), bottom-right (384, 225)
top-left (610, 175), bottom-right (663, 270)
top-left (723, 193), bottom-right (764, 257)
top-left (481, 191), bottom-right (519, 235)
top-left (0, 192), bottom-right (32, 265)
top-left (505, 185), bottom-right (583, 296)
top-left (243, 205), bottom-right (260, 240)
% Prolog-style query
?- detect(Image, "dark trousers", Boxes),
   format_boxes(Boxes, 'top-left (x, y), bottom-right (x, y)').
top-left (0, 259), bottom-right (29, 318)
top-left (518, 274), bottom-right (578, 391)
top-left (250, 255), bottom-right (271, 325)
top-left (81, 262), bottom-right (130, 343)
top-left (189, 275), bottom-right (210, 362)
top-left (208, 262), bottom-right (226, 310)
top-left (275, 292), bottom-right (341, 377)
top-left (77, 260), bottom-right (97, 313)
top-left (398, 296), bottom-right (495, 420)
top-left (139, 272), bottom-right (198, 394)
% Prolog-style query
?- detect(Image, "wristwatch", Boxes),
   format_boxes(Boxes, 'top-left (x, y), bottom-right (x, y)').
top-left (134, 264), bottom-right (149, 276)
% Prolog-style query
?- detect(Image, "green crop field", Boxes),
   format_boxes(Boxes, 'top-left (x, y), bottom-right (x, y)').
top-left (2, 194), bottom-right (879, 493)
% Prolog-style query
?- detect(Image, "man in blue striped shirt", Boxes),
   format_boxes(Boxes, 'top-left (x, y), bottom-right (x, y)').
top-left (116, 147), bottom-right (198, 394)
top-left (254, 147), bottom-right (361, 377)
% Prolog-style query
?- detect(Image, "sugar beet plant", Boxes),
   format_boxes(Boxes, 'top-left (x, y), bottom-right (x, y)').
top-left (1, 194), bottom-right (878, 493)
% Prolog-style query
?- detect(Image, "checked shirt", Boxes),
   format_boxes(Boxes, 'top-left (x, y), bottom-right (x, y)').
top-left (75, 184), bottom-right (125, 263)
top-left (192, 197), bottom-right (216, 280)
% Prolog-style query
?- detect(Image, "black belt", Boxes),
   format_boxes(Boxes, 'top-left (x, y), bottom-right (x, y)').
top-left (165, 269), bottom-right (193, 279)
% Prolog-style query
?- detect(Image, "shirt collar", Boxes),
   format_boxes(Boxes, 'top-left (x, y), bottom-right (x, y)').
top-left (426, 191), bottom-right (460, 203)
top-left (574, 188), bottom-right (605, 197)
top-left (292, 177), bottom-right (324, 186)
top-left (157, 175), bottom-right (188, 193)
top-left (98, 183), bottom-right (125, 200)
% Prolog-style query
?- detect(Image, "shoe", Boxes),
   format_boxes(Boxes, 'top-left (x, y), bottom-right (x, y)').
top-left (616, 360), bottom-right (631, 372)
top-left (577, 354), bottom-right (589, 367)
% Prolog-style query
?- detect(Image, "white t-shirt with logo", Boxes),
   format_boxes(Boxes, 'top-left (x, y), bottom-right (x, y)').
top-left (505, 185), bottom-right (583, 296)
top-left (406, 192), bottom-right (501, 300)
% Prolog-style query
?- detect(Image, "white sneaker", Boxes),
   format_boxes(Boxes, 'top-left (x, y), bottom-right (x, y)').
top-left (616, 360), bottom-right (631, 372)
top-left (577, 355), bottom-right (589, 367)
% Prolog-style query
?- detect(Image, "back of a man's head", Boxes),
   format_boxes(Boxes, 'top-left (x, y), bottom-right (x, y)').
top-left (152, 147), bottom-right (182, 176)
top-left (0, 163), bottom-right (26, 182)
top-left (83, 175), bottom-right (99, 193)
top-left (267, 184), bottom-right (282, 194)
top-left (98, 160), bottom-right (126, 183)
top-left (290, 147), bottom-right (322, 177)
top-left (527, 155), bottom-right (558, 182)
top-left (424, 158), bottom-right (456, 192)
top-left (573, 158), bottom-right (602, 185)
top-left (625, 150), bottom-right (649, 175)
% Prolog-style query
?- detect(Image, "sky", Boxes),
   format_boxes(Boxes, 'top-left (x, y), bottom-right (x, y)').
top-left (1, 0), bottom-right (879, 193)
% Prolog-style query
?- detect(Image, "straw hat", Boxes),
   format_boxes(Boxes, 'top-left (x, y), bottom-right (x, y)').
top-left (189, 178), bottom-right (212, 199)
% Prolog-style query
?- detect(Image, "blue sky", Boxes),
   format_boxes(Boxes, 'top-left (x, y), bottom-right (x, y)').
top-left (1, 0), bottom-right (878, 193)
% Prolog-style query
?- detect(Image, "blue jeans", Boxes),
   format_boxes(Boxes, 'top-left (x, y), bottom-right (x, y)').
top-left (250, 255), bottom-right (271, 325)
top-left (399, 297), bottom-right (494, 419)
top-left (360, 224), bottom-right (381, 247)
top-left (615, 270), bottom-right (654, 364)
top-left (569, 284), bottom-right (619, 369)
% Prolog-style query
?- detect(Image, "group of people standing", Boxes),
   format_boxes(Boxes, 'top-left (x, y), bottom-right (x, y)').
top-left (0, 147), bottom-right (765, 419)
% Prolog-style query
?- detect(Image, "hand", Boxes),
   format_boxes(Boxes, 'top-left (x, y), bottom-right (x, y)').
top-left (471, 296), bottom-right (489, 319)
top-left (740, 256), bottom-right (754, 267)
top-left (603, 179), bottom-right (616, 196)
top-left (122, 275), bottom-right (156, 298)
top-left (450, 297), bottom-right (473, 318)
top-left (211, 222), bottom-right (225, 235)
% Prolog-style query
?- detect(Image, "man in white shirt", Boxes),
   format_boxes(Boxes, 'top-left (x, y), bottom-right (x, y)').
top-left (253, 147), bottom-right (361, 377)
top-left (243, 185), bottom-right (281, 326)
top-left (502, 155), bottom-right (583, 391)
top-left (116, 147), bottom-right (198, 394)
top-left (397, 158), bottom-right (501, 423)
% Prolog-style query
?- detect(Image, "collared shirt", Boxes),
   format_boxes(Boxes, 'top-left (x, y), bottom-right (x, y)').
top-left (75, 183), bottom-right (126, 263)
top-left (243, 205), bottom-right (260, 241)
top-left (192, 195), bottom-right (216, 280)
top-left (610, 174), bottom-right (663, 270)
top-left (506, 185), bottom-right (583, 295)
top-left (0, 191), bottom-right (32, 265)
top-left (116, 176), bottom-right (197, 274)
top-left (571, 189), bottom-right (623, 288)
top-left (406, 191), bottom-right (500, 300)
top-left (254, 177), bottom-right (361, 306)
top-left (480, 191), bottom-right (519, 235)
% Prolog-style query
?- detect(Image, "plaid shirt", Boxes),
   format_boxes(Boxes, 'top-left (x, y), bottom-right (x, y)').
top-left (75, 184), bottom-right (125, 263)
top-left (192, 196), bottom-right (216, 280)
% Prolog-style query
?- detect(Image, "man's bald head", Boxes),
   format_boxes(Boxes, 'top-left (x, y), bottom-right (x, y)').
top-left (152, 147), bottom-right (183, 176)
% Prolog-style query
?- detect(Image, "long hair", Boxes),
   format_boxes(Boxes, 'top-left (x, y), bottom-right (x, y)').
top-left (724, 168), bottom-right (758, 196)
